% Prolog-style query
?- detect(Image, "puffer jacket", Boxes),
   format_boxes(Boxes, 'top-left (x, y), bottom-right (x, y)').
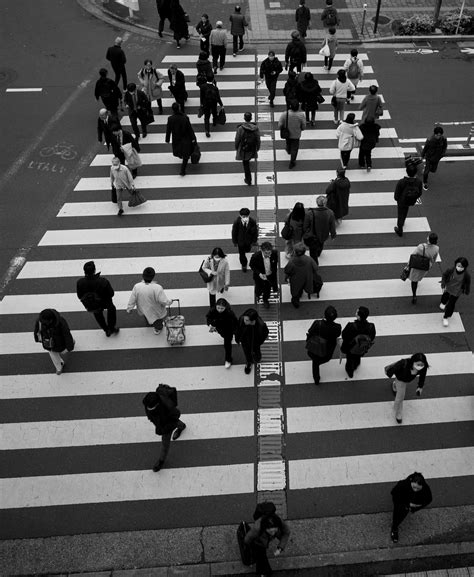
top-left (336, 121), bottom-right (363, 151)
top-left (34, 309), bottom-right (74, 353)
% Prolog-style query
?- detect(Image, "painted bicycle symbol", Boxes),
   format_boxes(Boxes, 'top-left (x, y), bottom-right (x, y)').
top-left (394, 48), bottom-right (439, 55)
top-left (39, 142), bottom-right (78, 161)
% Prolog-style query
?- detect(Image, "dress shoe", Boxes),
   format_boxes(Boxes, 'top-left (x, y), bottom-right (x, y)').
top-left (394, 226), bottom-right (403, 237)
top-left (289, 161), bottom-right (296, 169)
top-left (244, 364), bottom-right (252, 374)
top-left (153, 460), bottom-right (164, 472)
top-left (56, 361), bottom-right (65, 376)
top-left (172, 424), bottom-right (186, 440)
top-left (117, 208), bottom-right (124, 216)
top-left (391, 529), bottom-right (399, 543)
top-left (396, 417), bottom-right (403, 424)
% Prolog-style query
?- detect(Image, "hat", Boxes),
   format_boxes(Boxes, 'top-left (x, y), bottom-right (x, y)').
top-left (83, 261), bottom-right (96, 276)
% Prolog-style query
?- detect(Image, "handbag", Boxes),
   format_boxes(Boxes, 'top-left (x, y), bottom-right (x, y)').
top-left (111, 185), bottom-right (117, 204)
top-left (280, 110), bottom-right (290, 139)
top-left (331, 95), bottom-right (338, 108)
top-left (121, 143), bottom-right (143, 170)
top-left (281, 219), bottom-right (294, 240)
top-left (199, 260), bottom-right (213, 283)
top-left (400, 265), bottom-right (410, 282)
top-left (408, 245), bottom-right (430, 271)
top-left (316, 93), bottom-right (325, 104)
top-left (190, 142), bottom-right (201, 165)
top-left (305, 320), bottom-right (328, 357)
top-left (216, 107), bottom-right (226, 125)
top-left (128, 189), bottom-right (147, 207)
top-left (319, 41), bottom-right (330, 57)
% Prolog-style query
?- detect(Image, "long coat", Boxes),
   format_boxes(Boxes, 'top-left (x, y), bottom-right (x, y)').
top-left (325, 176), bottom-right (350, 220)
top-left (284, 254), bottom-right (319, 297)
top-left (165, 111), bottom-right (196, 159)
top-left (408, 242), bottom-right (439, 283)
top-left (137, 68), bottom-right (165, 100)
top-left (168, 69), bottom-right (187, 103)
top-left (235, 123), bottom-right (261, 161)
top-left (202, 257), bottom-right (230, 294)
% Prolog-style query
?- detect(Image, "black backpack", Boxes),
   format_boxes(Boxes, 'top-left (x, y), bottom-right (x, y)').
top-left (402, 178), bottom-right (420, 206)
top-left (80, 291), bottom-right (103, 312)
top-left (325, 7), bottom-right (337, 25)
top-left (349, 334), bottom-right (373, 356)
top-left (203, 83), bottom-right (219, 105)
top-left (241, 128), bottom-right (258, 152)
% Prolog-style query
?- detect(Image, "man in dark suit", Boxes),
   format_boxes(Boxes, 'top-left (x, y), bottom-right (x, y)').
top-left (106, 37), bottom-right (128, 89)
top-left (250, 241), bottom-right (279, 308)
top-left (97, 108), bottom-right (119, 150)
top-left (123, 83), bottom-right (151, 139)
top-left (94, 68), bottom-right (122, 114)
top-left (167, 64), bottom-right (187, 112)
top-left (165, 102), bottom-right (196, 176)
top-left (232, 208), bottom-right (258, 272)
top-left (306, 305), bottom-right (342, 384)
top-left (111, 128), bottom-right (141, 178)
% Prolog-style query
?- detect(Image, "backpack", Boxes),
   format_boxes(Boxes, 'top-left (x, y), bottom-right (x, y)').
top-left (156, 384), bottom-right (178, 407)
top-left (349, 334), bottom-right (373, 356)
top-left (325, 8), bottom-right (337, 25)
top-left (80, 291), bottom-right (103, 312)
top-left (241, 128), bottom-right (258, 152)
top-left (402, 178), bottom-right (420, 206)
top-left (347, 59), bottom-right (359, 79)
top-left (196, 72), bottom-right (207, 87)
top-left (253, 501), bottom-right (276, 521)
top-left (203, 83), bottom-right (219, 105)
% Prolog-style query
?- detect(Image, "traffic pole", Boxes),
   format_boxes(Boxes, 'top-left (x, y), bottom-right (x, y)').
top-left (361, 4), bottom-right (367, 35)
top-left (373, 0), bottom-right (382, 34)
top-left (455, 0), bottom-right (467, 34)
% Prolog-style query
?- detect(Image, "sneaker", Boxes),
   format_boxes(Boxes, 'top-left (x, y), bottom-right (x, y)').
top-left (333, 119), bottom-right (339, 125)
top-left (396, 417), bottom-right (403, 424)
top-left (423, 183), bottom-right (428, 191)
top-left (244, 364), bottom-right (252, 374)
top-left (391, 529), bottom-right (399, 543)
top-left (238, 47), bottom-right (244, 52)
top-left (367, 166), bottom-right (372, 172)
top-left (117, 208), bottom-right (124, 216)
top-left (233, 52), bottom-right (237, 57)
top-left (359, 165), bottom-right (366, 169)
top-left (172, 425), bottom-right (186, 440)
top-left (176, 44), bottom-right (181, 49)
top-left (442, 318), bottom-right (449, 327)
top-left (394, 226), bottom-right (403, 237)
top-left (153, 328), bottom-right (162, 335)
top-left (224, 361), bottom-right (232, 369)
top-left (439, 303), bottom-right (446, 311)
top-left (56, 361), bottom-right (65, 376)
top-left (206, 132), bottom-right (211, 138)
top-left (152, 460), bottom-right (164, 472)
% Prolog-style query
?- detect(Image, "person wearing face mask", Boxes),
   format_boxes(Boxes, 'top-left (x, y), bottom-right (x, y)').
top-left (137, 59), bottom-right (165, 114)
top-left (407, 232), bottom-right (439, 304)
top-left (235, 308), bottom-right (269, 374)
top-left (384, 353), bottom-right (429, 424)
top-left (109, 157), bottom-right (135, 216)
top-left (440, 257), bottom-right (470, 327)
top-left (244, 512), bottom-right (291, 575)
top-left (390, 472), bottom-right (432, 543)
top-left (206, 298), bottom-right (238, 369)
top-left (259, 50), bottom-right (283, 108)
top-left (250, 242), bottom-right (279, 309)
top-left (232, 208), bottom-right (259, 272)
top-left (202, 247), bottom-right (230, 308)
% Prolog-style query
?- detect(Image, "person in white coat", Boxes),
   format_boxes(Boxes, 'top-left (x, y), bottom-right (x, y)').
top-left (202, 247), bottom-right (230, 307)
top-left (335, 112), bottom-right (362, 169)
top-left (329, 69), bottom-right (355, 124)
top-left (126, 267), bottom-right (172, 334)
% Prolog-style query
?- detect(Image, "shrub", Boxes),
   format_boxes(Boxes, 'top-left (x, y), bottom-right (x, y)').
top-left (438, 10), bottom-right (473, 34)
top-left (397, 14), bottom-right (435, 35)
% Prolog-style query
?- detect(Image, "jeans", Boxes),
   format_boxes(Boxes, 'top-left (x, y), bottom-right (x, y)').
top-left (397, 204), bottom-right (409, 231)
top-left (285, 138), bottom-right (300, 162)
top-left (93, 303), bottom-right (117, 332)
top-left (203, 103), bottom-right (217, 133)
top-left (242, 159), bottom-right (251, 183)
top-left (112, 65), bottom-right (127, 90)
top-left (211, 45), bottom-right (226, 69)
top-left (265, 77), bottom-right (278, 102)
top-left (48, 350), bottom-right (66, 372)
top-left (232, 34), bottom-right (244, 53)
top-left (158, 420), bottom-right (186, 463)
top-left (358, 147), bottom-right (373, 167)
top-left (393, 378), bottom-right (407, 421)
top-left (340, 149), bottom-right (352, 167)
top-left (441, 291), bottom-right (459, 318)
top-left (200, 36), bottom-right (210, 54)
top-left (324, 56), bottom-right (334, 70)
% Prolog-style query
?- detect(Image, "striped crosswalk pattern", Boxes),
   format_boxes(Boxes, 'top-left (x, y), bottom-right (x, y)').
top-left (1, 51), bottom-right (472, 541)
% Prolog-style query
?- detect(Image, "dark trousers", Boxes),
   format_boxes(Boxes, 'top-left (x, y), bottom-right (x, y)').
top-left (129, 111), bottom-right (147, 139)
top-left (180, 156), bottom-right (189, 175)
top-left (265, 78), bottom-right (278, 103)
top-left (254, 274), bottom-right (277, 302)
top-left (305, 237), bottom-right (323, 265)
top-left (200, 36), bottom-right (210, 54)
top-left (392, 502), bottom-right (410, 530)
top-left (222, 331), bottom-right (234, 363)
top-left (305, 108), bottom-right (316, 122)
top-left (158, 420), bottom-right (186, 463)
top-left (345, 352), bottom-right (362, 376)
top-left (441, 291), bottom-right (459, 318)
top-left (93, 304), bottom-right (117, 332)
top-left (238, 244), bottom-right (251, 268)
top-left (112, 65), bottom-right (127, 90)
top-left (285, 138), bottom-right (300, 162)
top-left (288, 60), bottom-right (302, 73)
top-left (232, 34), bottom-right (244, 53)
top-left (397, 204), bottom-right (409, 231)
top-left (358, 147), bottom-right (373, 167)
top-left (158, 13), bottom-right (169, 34)
top-left (251, 544), bottom-right (272, 575)
top-left (340, 150), bottom-right (352, 167)
top-left (411, 281), bottom-right (418, 296)
top-left (242, 342), bottom-right (262, 366)
top-left (324, 56), bottom-right (334, 70)
top-left (308, 352), bottom-right (331, 384)
top-left (157, 98), bottom-right (163, 113)
top-left (243, 159), bottom-right (251, 183)
top-left (203, 103), bottom-right (218, 133)
top-left (211, 45), bottom-right (226, 69)
top-left (423, 160), bottom-right (438, 184)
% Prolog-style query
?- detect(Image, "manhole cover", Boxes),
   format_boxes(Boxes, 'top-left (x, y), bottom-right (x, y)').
top-left (371, 15), bottom-right (391, 25)
top-left (0, 68), bottom-right (18, 87)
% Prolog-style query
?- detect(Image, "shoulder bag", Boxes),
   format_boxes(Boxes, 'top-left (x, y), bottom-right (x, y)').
top-left (280, 216), bottom-right (294, 240)
top-left (306, 320), bottom-right (328, 357)
top-left (199, 259), bottom-right (214, 283)
top-left (319, 41), bottom-right (330, 57)
top-left (408, 244), bottom-right (431, 271)
top-left (280, 110), bottom-right (290, 140)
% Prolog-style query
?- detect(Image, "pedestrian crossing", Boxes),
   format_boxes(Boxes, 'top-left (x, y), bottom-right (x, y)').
top-left (0, 51), bottom-right (472, 541)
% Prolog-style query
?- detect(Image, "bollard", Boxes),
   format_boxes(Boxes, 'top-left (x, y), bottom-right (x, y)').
top-left (361, 4), bottom-right (367, 35)
top-left (463, 124), bottom-right (474, 149)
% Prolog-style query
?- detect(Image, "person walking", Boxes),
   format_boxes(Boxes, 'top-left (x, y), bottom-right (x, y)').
top-left (127, 267), bottom-right (172, 334)
top-left (210, 21), bottom-right (228, 74)
top-left (303, 195), bottom-right (337, 263)
top-left (124, 83), bottom-right (152, 139)
top-left (137, 60), bottom-right (165, 114)
top-left (321, 27), bottom-right (338, 72)
top-left (165, 102), bottom-right (197, 176)
top-left (200, 75), bottom-right (223, 138)
top-left (156, 0), bottom-right (172, 38)
top-left (196, 51), bottom-right (214, 88)
top-left (169, 0), bottom-right (190, 48)
top-left (259, 50), bottom-right (283, 108)
top-left (343, 48), bottom-right (364, 102)
top-left (390, 472), bottom-right (432, 543)
top-left (106, 37), bottom-right (128, 90)
top-left (235, 308), bottom-right (269, 374)
top-left (34, 309), bottom-right (75, 375)
top-left (278, 100), bottom-right (306, 169)
top-left (385, 353), bottom-right (428, 424)
top-left (321, 0), bottom-right (340, 27)
top-left (283, 71), bottom-right (299, 109)
top-left (407, 232), bottom-right (439, 304)
top-left (110, 127), bottom-right (140, 178)
top-left (229, 5), bottom-right (248, 56)
top-left (167, 64), bottom-right (187, 112)
top-left (110, 157), bottom-right (134, 216)
top-left (359, 84), bottom-right (383, 123)
top-left (201, 247), bottom-right (230, 307)
top-left (235, 112), bottom-right (261, 185)
top-left (325, 167), bottom-right (350, 224)
top-left (440, 257), bottom-right (470, 326)
top-left (421, 125), bottom-right (448, 191)
top-left (94, 68), bottom-right (122, 114)
top-left (330, 70), bottom-right (355, 125)
top-left (206, 298), bottom-right (238, 369)
top-left (244, 511), bottom-right (291, 575)
top-left (196, 13), bottom-right (212, 54)
top-left (285, 30), bottom-right (307, 73)
top-left (143, 386), bottom-right (186, 472)
top-left (282, 201), bottom-right (306, 258)
top-left (232, 207), bottom-right (259, 272)
top-left (250, 242), bottom-right (279, 309)
top-left (297, 71), bottom-right (322, 126)
top-left (295, 0), bottom-right (311, 38)
top-left (336, 112), bottom-right (363, 170)
top-left (358, 118), bottom-right (381, 171)
top-left (97, 108), bottom-right (117, 151)
top-left (284, 242), bottom-right (321, 307)
top-left (393, 163), bottom-right (423, 237)
top-left (306, 305), bottom-right (341, 384)
top-left (76, 261), bottom-right (120, 337)
top-left (340, 306), bottom-right (376, 378)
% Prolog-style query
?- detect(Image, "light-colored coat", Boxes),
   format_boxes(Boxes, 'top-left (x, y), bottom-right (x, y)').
top-left (203, 257), bottom-right (230, 294)
top-left (127, 281), bottom-right (171, 323)
top-left (408, 243), bottom-right (439, 282)
top-left (336, 121), bottom-right (363, 151)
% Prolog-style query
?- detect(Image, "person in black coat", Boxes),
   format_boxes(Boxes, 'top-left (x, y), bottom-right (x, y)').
top-left (259, 50), bottom-right (283, 107)
top-left (358, 118), bottom-right (381, 171)
top-left (76, 261), bottom-right (119, 336)
top-left (156, 0), bottom-right (171, 37)
top-left (284, 31), bottom-right (307, 73)
top-left (340, 306), bottom-right (376, 378)
top-left (110, 128), bottom-right (140, 178)
top-left (306, 305), bottom-right (341, 384)
top-left (232, 208), bottom-right (259, 272)
top-left (165, 102), bottom-right (196, 176)
top-left (385, 353), bottom-right (428, 424)
top-left (34, 309), bottom-right (75, 375)
top-left (123, 83), bottom-right (152, 139)
top-left (97, 108), bottom-right (118, 150)
top-left (235, 308), bottom-right (269, 374)
top-left (394, 163), bottom-right (422, 237)
top-left (196, 13), bottom-right (213, 54)
top-left (168, 64), bottom-right (187, 112)
top-left (206, 298), bottom-right (238, 368)
top-left (250, 241), bottom-right (279, 308)
top-left (325, 167), bottom-right (350, 223)
top-left (106, 37), bottom-right (128, 89)
top-left (297, 72), bottom-right (322, 126)
top-left (143, 387), bottom-right (186, 472)
top-left (390, 472), bottom-right (432, 543)
top-left (200, 77), bottom-right (223, 137)
top-left (94, 68), bottom-right (122, 114)
top-left (169, 0), bottom-right (189, 48)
